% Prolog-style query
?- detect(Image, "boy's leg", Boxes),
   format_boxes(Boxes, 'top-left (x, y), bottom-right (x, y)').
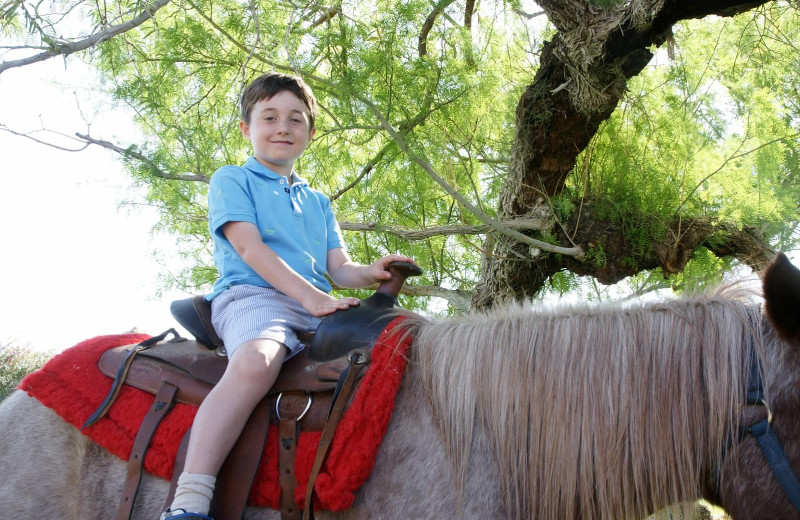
top-left (166, 338), bottom-right (286, 516)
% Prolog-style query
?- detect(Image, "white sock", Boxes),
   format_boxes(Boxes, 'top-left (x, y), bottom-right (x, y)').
top-left (169, 472), bottom-right (216, 514)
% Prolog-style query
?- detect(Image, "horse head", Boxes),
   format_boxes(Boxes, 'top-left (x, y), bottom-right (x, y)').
top-left (764, 252), bottom-right (800, 345)
top-left (719, 253), bottom-right (800, 519)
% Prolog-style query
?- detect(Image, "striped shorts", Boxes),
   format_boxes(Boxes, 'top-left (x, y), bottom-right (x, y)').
top-left (210, 284), bottom-right (322, 359)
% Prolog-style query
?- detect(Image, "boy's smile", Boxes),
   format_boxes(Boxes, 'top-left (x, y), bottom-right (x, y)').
top-left (240, 90), bottom-right (316, 178)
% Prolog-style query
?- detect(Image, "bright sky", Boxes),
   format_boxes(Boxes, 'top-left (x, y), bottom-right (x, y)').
top-left (0, 58), bottom-right (190, 351)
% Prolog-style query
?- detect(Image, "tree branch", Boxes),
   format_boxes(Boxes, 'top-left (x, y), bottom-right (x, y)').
top-left (184, 0), bottom-right (286, 73)
top-left (555, 208), bottom-right (775, 284)
top-left (473, 202), bottom-right (776, 309)
top-left (333, 280), bottom-right (472, 311)
top-left (307, 65), bottom-right (583, 257)
top-left (339, 218), bottom-right (549, 241)
top-left (0, 0), bottom-right (172, 75)
top-left (464, 0), bottom-right (475, 29)
top-left (0, 123), bottom-right (90, 152)
top-left (680, 132), bottom-right (800, 209)
top-left (0, 0), bottom-right (23, 23)
top-left (512, 8), bottom-right (546, 20)
top-left (476, 0), bottom-right (775, 308)
top-left (75, 132), bottom-right (211, 183)
top-left (328, 88), bottom-right (446, 201)
top-left (329, 140), bottom-right (394, 201)
top-left (418, 0), bottom-right (457, 57)
top-left (403, 284), bottom-right (472, 311)
top-left (310, 5), bottom-right (340, 28)
top-left (354, 92), bottom-right (584, 258)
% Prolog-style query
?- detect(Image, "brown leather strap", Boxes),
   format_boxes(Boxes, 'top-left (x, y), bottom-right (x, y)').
top-left (279, 418), bottom-right (301, 520)
top-left (302, 356), bottom-right (365, 520)
top-left (164, 426), bottom-right (193, 509)
top-left (192, 295), bottom-right (224, 349)
top-left (83, 343), bottom-right (148, 429)
top-left (210, 397), bottom-right (270, 520)
top-left (117, 382), bottom-right (178, 520)
top-left (84, 329), bottom-right (183, 430)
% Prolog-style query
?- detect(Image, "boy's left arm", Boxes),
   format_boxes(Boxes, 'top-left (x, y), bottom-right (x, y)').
top-left (327, 248), bottom-right (416, 289)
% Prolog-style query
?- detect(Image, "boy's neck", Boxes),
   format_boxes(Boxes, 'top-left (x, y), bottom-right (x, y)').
top-left (253, 156), bottom-right (294, 182)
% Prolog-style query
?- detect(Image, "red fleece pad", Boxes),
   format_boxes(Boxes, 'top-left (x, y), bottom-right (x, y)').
top-left (20, 318), bottom-right (411, 511)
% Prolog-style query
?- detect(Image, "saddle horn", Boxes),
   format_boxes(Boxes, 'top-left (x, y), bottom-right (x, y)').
top-left (308, 261), bottom-right (422, 361)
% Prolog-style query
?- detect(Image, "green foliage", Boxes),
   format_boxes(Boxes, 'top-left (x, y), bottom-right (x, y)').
top-left (577, 8), bottom-right (800, 246)
top-left (624, 216), bottom-right (667, 257)
top-left (546, 270), bottom-right (581, 296)
top-left (6, 0), bottom-right (800, 305)
top-left (552, 194), bottom-right (577, 222)
top-left (584, 244), bottom-right (607, 269)
top-left (0, 341), bottom-right (52, 401)
top-left (73, 0), bottom-right (542, 308)
top-left (667, 247), bottom-right (734, 294)
top-left (554, 5), bottom-right (800, 292)
top-left (0, 0), bottom-right (23, 35)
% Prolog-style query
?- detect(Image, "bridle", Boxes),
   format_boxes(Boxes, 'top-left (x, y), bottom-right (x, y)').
top-left (739, 345), bottom-right (800, 512)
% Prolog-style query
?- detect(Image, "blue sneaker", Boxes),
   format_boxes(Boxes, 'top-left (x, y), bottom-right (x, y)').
top-left (159, 508), bottom-right (214, 520)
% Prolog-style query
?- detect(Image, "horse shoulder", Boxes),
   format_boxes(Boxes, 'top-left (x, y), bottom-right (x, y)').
top-left (0, 391), bottom-right (88, 517)
top-left (332, 367), bottom-right (504, 519)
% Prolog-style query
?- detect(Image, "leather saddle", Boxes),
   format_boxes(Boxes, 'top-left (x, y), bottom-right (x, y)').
top-left (85, 262), bottom-right (421, 520)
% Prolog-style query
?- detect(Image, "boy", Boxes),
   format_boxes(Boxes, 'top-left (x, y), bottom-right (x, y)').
top-left (162, 72), bottom-right (414, 519)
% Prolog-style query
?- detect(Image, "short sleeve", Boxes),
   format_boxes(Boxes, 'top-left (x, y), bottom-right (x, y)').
top-left (323, 195), bottom-right (345, 251)
top-left (208, 166), bottom-right (257, 239)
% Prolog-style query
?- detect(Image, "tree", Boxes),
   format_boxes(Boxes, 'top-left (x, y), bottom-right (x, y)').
top-left (474, 0), bottom-right (798, 306)
top-left (0, 340), bottom-right (51, 401)
top-left (2, 0), bottom-right (798, 311)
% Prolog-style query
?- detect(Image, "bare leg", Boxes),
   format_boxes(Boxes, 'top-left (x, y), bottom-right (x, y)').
top-left (165, 338), bottom-right (286, 516)
top-left (184, 338), bottom-right (286, 475)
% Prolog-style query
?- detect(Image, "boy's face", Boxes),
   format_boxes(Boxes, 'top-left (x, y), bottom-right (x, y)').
top-left (240, 90), bottom-right (316, 177)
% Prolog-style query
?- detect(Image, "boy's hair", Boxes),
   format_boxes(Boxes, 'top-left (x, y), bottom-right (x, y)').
top-left (240, 73), bottom-right (317, 128)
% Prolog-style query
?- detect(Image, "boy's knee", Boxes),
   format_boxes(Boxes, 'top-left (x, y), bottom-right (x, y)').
top-left (227, 339), bottom-right (286, 382)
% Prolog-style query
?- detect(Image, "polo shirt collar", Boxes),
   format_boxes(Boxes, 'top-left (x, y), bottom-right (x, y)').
top-left (243, 157), bottom-right (308, 187)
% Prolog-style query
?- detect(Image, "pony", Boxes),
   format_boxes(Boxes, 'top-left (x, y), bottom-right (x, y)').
top-left (1, 253), bottom-right (800, 519)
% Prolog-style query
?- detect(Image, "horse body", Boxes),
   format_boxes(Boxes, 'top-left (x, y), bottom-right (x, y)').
top-left (2, 253), bottom-right (800, 519)
top-left (0, 355), bottom-right (502, 519)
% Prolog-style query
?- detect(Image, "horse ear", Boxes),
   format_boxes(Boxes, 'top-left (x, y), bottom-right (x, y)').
top-left (763, 252), bottom-right (800, 344)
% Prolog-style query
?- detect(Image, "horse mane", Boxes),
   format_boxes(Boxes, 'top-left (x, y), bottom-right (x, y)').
top-left (403, 283), bottom-right (766, 520)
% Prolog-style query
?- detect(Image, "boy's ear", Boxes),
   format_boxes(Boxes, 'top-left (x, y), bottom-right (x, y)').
top-left (308, 127), bottom-right (316, 140)
top-left (239, 120), bottom-right (250, 139)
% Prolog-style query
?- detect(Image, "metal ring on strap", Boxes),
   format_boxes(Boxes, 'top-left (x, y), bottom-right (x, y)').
top-left (275, 392), bottom-right (313, 422)
top-left (347, 349), bottom-right (368, 365)
top-left (762, 398), bottom-right (774, 424)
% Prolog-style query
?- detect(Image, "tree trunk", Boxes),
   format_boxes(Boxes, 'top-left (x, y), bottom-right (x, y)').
top-left (473, 0), bottom-right (773, 309)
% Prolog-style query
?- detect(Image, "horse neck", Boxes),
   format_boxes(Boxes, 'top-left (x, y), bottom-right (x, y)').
top-left (408, 295), bottom-right (760, 520)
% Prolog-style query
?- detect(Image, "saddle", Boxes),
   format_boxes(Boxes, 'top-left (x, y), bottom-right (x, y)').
top-left (85, 262), bottom-right (421, 520)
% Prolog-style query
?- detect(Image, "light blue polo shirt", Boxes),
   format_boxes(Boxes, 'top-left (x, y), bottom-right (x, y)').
top-left (207, 157), bottom-right (344, 300)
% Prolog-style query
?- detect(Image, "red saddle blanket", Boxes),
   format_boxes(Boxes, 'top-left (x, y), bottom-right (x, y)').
top-left (19, 317), bottom-right (410, 512)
